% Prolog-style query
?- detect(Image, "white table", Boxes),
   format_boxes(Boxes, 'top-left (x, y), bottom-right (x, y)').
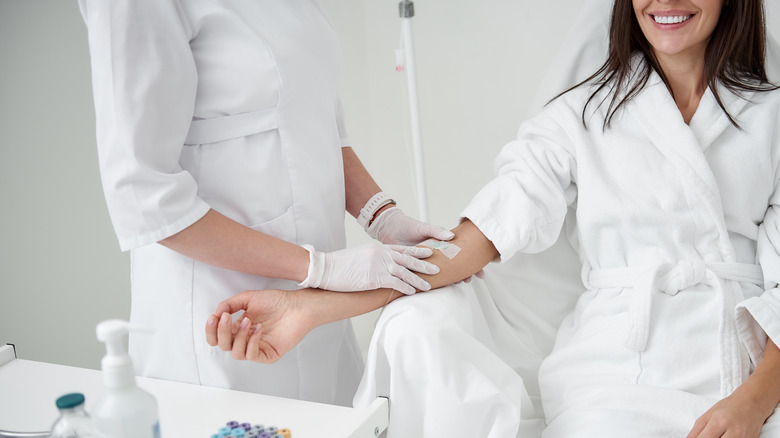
top-left (0, 345), bottom-right (387, 438)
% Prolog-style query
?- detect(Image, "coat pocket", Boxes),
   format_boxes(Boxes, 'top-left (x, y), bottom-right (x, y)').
top-left (181, 108), bottom-right (294, 227)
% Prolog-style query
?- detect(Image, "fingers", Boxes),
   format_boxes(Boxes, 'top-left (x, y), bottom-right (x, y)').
top-left (205, 314), bottom-right (219, 346)
top-left (246, 324), bottom-right (276, 363)
top-left (389, 250), bottom-right (440, 275)
top-left (206, 312), bottom-right (272, 363)
top-left (207, 293), bottom-right (254, 347)
top-left (475, 269), bottom-right (485, 279)
top-left (386, 276), bottom-right (417, 295)
top-left (691, 422), bottom-right (724, 438)
top-left (426, 225), bottom-right (455, 242)
top-left (217, 312), bottom-right (235, 351)
top-left (230, 317), bottom-right (252, 360)
top-left (388, 263), bottom-right (431, 293)
top-left (214, 292), bottom-right (251, 316)
top-left (387, 244), bottom-right (434, 259)
top-left (687, 415), bottom-right (709, 438)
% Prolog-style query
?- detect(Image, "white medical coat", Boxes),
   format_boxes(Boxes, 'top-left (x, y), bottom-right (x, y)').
top-left (78, 0), bottom-right (362, 404)
top-left (461, 61), bottom-right (780, 436)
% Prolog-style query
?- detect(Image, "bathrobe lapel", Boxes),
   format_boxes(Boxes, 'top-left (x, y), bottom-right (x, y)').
top-left (625, 72), bottom-right (756, 393)
top-left (626, 72), bottom-right (753, 264)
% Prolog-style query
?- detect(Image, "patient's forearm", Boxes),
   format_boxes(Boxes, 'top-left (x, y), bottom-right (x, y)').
top-left (303, 287), bottom-right (403, 329)
top-left (303, 219), bottom-right (497, 328)
top-left (415, 219), bottom-right (498, 289)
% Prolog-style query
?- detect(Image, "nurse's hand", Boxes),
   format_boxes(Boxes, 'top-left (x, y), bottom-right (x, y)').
top-left (205, 290), bottom-right (309, 363)
top-left (367, 207), bottom-right (454, 245)
top-left (298, 243), bottom-right (439, 295)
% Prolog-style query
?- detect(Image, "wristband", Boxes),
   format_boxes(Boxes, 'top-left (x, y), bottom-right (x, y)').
top-left (357, 191), bottom-right (395, 230)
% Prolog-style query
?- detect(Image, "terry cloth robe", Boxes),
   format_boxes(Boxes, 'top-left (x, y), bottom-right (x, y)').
top-left (461, 63), bottom-right (780, 436)
top-left (355, 62), bottom-right (780, 438)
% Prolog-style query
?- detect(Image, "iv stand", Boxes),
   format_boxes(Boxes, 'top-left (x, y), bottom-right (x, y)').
top-left (398, 0), bottom-right (429, 222)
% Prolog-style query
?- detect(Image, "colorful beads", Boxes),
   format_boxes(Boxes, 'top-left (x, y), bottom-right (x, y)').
top-left (211, 421), bottom-right (291, 438)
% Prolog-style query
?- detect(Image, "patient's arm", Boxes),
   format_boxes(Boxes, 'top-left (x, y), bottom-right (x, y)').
top-left (415, 219), bottom-right (498, 289)
top-left (205, 219), bottom-right (498, 363)
top-left (687, 339), bottom-right (780, 438)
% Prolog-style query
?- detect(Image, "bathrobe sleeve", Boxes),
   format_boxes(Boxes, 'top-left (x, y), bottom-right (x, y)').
top-left (737, 179), bottom-right (780, 366)
top-left (79, 0), bottom-right (209, 251)
top-left (461, 100), bottom-right (578, 262)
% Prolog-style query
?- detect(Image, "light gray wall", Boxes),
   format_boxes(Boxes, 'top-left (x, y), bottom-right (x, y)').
top-left (0, 0), bottom-right (130, 368)
top-left (1, 0), bottom-right (779, 370)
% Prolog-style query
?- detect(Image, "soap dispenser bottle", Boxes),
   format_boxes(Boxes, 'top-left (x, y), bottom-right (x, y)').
top-left (92, 319), bottom-right (161, 438)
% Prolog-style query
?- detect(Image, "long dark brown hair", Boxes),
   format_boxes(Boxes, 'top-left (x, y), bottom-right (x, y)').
top-left (559, 0), bottom-right (777, 130)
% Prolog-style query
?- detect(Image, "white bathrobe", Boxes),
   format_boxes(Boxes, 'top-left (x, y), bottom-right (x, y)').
top-left (356, 61), bottom-right (780, 437)
top-left (461, 62), bottom-right (780, 436)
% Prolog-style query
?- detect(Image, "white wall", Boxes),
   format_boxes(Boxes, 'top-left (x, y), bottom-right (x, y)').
top-left (0, 0), bottom-right (130, 368)
top-left (1, 0), bottom-right (779, 370)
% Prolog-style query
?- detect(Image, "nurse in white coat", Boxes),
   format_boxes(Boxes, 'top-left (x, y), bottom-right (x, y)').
top-left (77, 0), bottom-right (453, 406)
top-left (210, 0), bottom-right (780, 435)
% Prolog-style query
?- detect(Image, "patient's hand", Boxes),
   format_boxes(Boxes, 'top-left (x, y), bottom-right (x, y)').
top-left (205, 290), bottom-right (311, 363)
top-left (688, 339), bottom-right (780, 438)
top-left (687, 389), bottom-right (767, 438)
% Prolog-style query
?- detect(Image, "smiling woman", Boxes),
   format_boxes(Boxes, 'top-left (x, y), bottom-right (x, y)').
top-left (634, 0), bottom-right (723, 59)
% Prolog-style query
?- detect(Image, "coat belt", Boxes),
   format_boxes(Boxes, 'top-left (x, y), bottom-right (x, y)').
top-left (184, 107), bottom-right (279, 145)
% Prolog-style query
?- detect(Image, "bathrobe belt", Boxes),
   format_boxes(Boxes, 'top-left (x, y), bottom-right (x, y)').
top-left (588, 261), bottom-right (764, 352)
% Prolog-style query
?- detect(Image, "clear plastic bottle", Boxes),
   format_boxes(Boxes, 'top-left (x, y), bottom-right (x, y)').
top-left (50, 393), bottom-right (96, 438)
top-left (93, 319), bottom-right (161, 438)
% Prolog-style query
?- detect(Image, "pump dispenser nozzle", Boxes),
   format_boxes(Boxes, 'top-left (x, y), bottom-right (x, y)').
top-left (96, 319), bottom-right (151, 389)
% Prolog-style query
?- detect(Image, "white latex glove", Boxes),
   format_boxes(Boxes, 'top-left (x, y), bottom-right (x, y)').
top-left (297, 243), bottom-right (439, 295)
top-left (459, 269), bottom-right (486, 284)
top-left (367, 207), bottom-right (455, 245)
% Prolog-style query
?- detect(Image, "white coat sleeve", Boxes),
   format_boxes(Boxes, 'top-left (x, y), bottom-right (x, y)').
top-left (460, 102), bottom-right (578, 262)
top-left (79, 0), bottom-right (209, 251)
top-left (737, 178), bottom-right (780, 366)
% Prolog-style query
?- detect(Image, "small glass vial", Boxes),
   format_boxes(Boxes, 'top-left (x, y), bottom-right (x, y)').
top-left (50, 393), bottom-right (96, 438)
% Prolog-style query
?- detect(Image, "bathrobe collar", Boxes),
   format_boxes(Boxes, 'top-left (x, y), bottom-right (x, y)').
top-left (624, 59), bottom-right (755, 263)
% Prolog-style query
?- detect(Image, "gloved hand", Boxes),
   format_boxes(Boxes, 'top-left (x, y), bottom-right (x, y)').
top-left (460, 269), bottom-right (486, 284)
top-left (367, 207), bottom-right (455, 245)
top-left (297, 243), bottom-right (439, 295)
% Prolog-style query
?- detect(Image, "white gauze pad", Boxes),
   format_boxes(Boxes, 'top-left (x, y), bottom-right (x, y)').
top-left (420, 239), bottom-right (461, 260)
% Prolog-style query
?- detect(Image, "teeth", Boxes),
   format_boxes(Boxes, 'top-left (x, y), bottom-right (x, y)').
top-left (653, 14), bottom-right (692, 24)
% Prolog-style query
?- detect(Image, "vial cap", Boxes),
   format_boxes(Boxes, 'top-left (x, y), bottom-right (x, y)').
top-left (55, 393), bottom-right (85, 409)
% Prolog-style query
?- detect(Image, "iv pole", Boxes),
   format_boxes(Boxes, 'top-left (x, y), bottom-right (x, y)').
top-left (398, 0), bottom-right (429, 222)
